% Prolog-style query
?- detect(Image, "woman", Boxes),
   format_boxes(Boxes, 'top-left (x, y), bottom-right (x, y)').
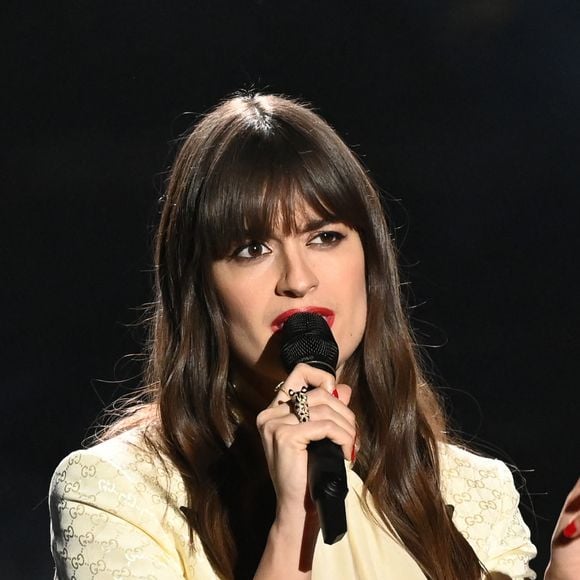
top-left (50, 93), bottom-right (537, 579)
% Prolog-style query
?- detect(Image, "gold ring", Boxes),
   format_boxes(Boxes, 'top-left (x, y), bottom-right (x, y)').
top-left (274, 380), bottom-right (289, 396)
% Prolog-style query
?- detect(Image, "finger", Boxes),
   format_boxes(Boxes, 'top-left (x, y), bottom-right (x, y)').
top-left (282, 420), bottom-right (355, 461)
top-left (283, 363), bottom-right (337, 396)
top-left (333, 384), bottom-right (352, 406)
top-left (563, 515), bottom-right (580, 539)
top-left (308, 404), bottom-right (356, 442)
top-left (304, 387), bottom-right (355, 425)
top-left (258, 413), bottom-right (301, 445)
top-left (268, 381), bottom-right (293, 408)
top-left (306, 382), bottom-right (352, 411)
top-left (257, 402), bottom-right (297, 432)
top-left (268, 363), bottom-right (336, 409)
top-left (265, 386), bottom-right (356, 429)
top-left (260, 405), bottom-right (356, 461)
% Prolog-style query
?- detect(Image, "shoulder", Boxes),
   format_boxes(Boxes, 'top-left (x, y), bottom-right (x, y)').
top-left (438, 442), bottom-right (520, 525)
top-left (439, 442), bottom-right (514, 492)
top-left (49, 427), bottom-right (187, 522)
top-left (439, 443), bottom-right (537, 578)
top-left (49, 431), bottom-right (220, 577)
top-left (49, 429), bottom-right (197, 574)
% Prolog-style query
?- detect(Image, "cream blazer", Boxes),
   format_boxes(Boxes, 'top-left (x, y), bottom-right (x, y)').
top-left (49, 429), bottom-right (536, 579)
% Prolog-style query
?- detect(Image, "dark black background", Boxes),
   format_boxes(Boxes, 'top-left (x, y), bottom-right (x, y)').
top-left (2, 1), bottom-right (579, 577)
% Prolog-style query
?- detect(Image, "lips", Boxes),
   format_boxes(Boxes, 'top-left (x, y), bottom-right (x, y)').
top-left (271, 307), bottom-right (335, 332)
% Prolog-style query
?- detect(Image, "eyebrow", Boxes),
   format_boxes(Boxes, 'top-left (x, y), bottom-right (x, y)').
top-left (296, 218), bottom-right (336, 234)
top-left (238, 217), bottom-right (340, 244)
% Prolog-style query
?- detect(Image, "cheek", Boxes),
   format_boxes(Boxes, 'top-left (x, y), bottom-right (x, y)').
top-left (348, 285), bottom-right (367, 342)
top-left (222, 293), bottom-right (255, 339)
top-left (216, 282), bottom-right (266, 356)
top-left (352, 254), bottom-right (368, 337)
top-left (348, 250), bottom-right (367, 314)
top-left (220, 288), bottom-right (246, 322)
top-left (336, 254), bottom-right (367, 357)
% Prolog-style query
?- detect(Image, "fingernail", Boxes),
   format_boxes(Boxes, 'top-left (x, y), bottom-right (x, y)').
top-left (563, 521), bottom-right (577, 538)
top-left (351, 445), bottom-right (357, 463)
top-left (332, 389), bottom-right (339, 399)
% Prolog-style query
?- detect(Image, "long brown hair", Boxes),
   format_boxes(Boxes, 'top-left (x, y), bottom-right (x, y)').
top-left (106, 94), bottom-right (484, 579)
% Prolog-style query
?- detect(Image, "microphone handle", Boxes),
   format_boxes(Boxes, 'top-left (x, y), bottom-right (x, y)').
top-left (304, 359), bottom-right (348, 545)
top-left (307, 435), bottom-right (348, 544)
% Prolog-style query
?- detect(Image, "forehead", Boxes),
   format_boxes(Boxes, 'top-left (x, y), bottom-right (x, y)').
top-left (202, 172), bottom-right (359, 261)
top-left (266, 201), bottom-right (333, 234)
top-left (236, 187), bottom-right (343, 239)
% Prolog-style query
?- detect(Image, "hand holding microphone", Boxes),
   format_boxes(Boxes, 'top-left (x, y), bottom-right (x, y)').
top-left (279, 311), bottom-right (350, 545)
top-left (256, 311), bottom-right (355, 550)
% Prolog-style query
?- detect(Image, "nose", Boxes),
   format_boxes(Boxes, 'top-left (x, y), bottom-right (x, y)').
top-left (275, 249), bottom-right (319, 297)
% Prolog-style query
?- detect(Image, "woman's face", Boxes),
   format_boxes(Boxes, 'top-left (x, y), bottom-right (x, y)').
top-left (211, 205), bottom-right (367, 386)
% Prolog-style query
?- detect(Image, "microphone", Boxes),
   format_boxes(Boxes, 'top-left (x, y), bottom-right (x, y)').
top-left (280, 311), bottom-right (348, 545)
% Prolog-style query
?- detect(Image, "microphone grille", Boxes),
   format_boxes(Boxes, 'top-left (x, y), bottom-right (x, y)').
top-left (280, 312), bottom-right (339, 375)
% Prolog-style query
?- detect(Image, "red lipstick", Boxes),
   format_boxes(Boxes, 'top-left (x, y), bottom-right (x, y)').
top-left (271, 307), bottom-right (335, 332)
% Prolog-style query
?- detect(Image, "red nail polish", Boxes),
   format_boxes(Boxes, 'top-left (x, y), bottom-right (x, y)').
top-left (351, 445), bottom-right (357, 463)
top-left (332, 389), bottom-right (339, 399)
top-left (563, 521), bottom-right (577, 538)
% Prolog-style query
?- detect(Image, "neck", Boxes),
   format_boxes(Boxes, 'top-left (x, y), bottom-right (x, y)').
top-left (230, 365), bottom-right (284, 422)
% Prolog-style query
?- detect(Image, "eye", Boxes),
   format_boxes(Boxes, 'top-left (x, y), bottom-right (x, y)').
top-left (307, 230), bottom-right (346, 246)
top-left (232, 241), bottom-right (271, 260)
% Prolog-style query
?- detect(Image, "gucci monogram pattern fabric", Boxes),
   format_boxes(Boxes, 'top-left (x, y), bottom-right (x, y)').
top-left (439, 446), bottom-right (537, 579)
top-left (49, 430), bottom-right (536, 579)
